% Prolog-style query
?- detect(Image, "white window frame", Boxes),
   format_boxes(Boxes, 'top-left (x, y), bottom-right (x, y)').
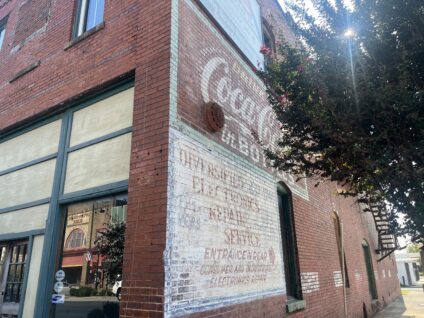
top-left (0, 17), bottom-right (8, 50)
top-left (75, 0), bottom-right (104, 37)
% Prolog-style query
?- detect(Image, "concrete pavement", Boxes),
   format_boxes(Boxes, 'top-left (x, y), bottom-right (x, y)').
top-left (374, 286), bottom-right (424, 318)
top-left (64, 295), bottom-right (118, 302)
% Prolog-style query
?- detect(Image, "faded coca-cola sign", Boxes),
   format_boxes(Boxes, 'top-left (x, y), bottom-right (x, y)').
top-left (201, 55), bottom-right (276, 148)
top-left (198, 49), bottom-right (308, 199)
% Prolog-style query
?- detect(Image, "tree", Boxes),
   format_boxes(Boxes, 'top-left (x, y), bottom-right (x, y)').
top-left (258, 1), bottom-right (424, 242)
top-left (95, 222), bottom-right (126, 282)
top-left (406, 243), bottom-right (422, 254)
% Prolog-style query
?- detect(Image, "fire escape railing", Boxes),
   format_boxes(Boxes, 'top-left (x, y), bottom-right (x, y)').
top-left (368, 202), bottom-right (399, 262)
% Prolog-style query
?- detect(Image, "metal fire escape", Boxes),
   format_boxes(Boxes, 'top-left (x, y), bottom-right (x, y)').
top-left (368, 202), bottom-right (399, 262)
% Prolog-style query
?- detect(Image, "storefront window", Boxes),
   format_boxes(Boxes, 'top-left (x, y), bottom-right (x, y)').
top-left (52, 195), bottom-right (127, 318)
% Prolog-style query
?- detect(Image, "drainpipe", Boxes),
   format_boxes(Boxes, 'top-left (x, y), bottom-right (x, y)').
top-left (341, 223), bottom-right (348, 317)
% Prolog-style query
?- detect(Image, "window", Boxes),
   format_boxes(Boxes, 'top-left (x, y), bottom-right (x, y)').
top-left (75, 0), bottom-right (105, 37)
top-left (332, 212), bottom-right (350, 288)
top-left (262, 21), bottom-right (276, 66)
top-left (277, 183), bottom-right (302, 301)
top-left (53, 195), bottom-right (127, 318)
top-left (0, 17), bottom-right (7, 50)
top-left (4, 241), bottom-right (28, 303)
top-left (65, 228), bottom-right (86, 249)
top-left (198, 0), bottom-right (264, 68)
top-left (111, 204), bottom-right (127, 224)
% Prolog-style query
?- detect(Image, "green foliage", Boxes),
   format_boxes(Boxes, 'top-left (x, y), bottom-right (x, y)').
top-left (70, 286), bottom-right (96, 297)
top-left (95, 222), bottom-right (126, 280)
top-left (259, 0), bottom-right (424, 242)
top-left (90, 288), bottom-right (98, 296)
top-left (406, 243), bottom-right (422, 253)
top-left (96, 288), bottom-right (113, 296)
top-left (69, 288), bottom-right (78, 297)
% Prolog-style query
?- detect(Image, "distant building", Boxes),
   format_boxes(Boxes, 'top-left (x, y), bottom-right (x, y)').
top-left (0, 0), bottom-right (401, 317)
top-left (61, 197), bottom-right (127, 287)
top-left (396, 251), bottom-right (421, 286)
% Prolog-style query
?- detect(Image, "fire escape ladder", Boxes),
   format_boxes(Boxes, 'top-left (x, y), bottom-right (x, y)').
top-left (369, 202), bottom-right (399, 262)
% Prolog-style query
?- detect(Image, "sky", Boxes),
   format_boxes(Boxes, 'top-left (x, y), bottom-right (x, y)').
top-left (278, 0), bottom-right (315, 14)
top-left (278, 0), bottom-right (355, 16)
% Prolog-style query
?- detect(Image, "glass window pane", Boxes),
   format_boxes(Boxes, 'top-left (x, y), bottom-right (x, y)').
top-left (0, 246), bottom-right (6, 263)
top-left (54, 196), bottom-right (126, 317)
top-left (23, 244), bottom-right (27, 263)
top-left (12, 284), bottom-right (19, 302)
top-left (18, 245), bottom-right (24, 263)
top-left (11, 246), bottom-right (18, 263)
top-left (0, 205), bottom-right (50, 237)
top-left (65, 229), bottom-right (86, 249)
top-left (5, 283), bottom-right (13, 302)
top-left (0, 120), bottom-right (61, 173)
top-left (64, 134), bottom-right (131, 194)
top-left (8, 265), bottom-right (16, 282)
top-left (86, 0), bottom-right (104, 31)
top-left (15, 265), bottom-right (23, 282)
top-left (0, 159), bottom-right (56, 210)
top-left (0, 28), bottom-right (5, 50)
top-left (69, 87), bottom-right (134, 147)
top-left (17, 284), bottom-right (23, 302)
top-left (15, 284), bottom-right (20, 302)
top-left (17, 265), bottom-right (24, 283)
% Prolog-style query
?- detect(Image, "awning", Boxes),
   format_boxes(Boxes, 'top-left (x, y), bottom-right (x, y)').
top-left (62, 254), bottom-right (84, 267)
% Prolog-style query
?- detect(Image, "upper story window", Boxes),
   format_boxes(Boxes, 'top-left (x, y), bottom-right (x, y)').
top-left (111, 203), bottom-right (127, 224)
top-left (65, 228), bottom-right (86, 249)
top-left (0, 16), bottom-right (7, 50)
top-left (75, 0), bottom-right (105, 37)
top-left (262, 22), bottom-right (275, 66)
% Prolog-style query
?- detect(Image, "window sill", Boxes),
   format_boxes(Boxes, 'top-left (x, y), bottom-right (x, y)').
top-left (9, 61), bottom-right (41, 83)
top-left (64, 22), bottom-right (105, 51)
top-left (286, 299), bottom-right (306, 313)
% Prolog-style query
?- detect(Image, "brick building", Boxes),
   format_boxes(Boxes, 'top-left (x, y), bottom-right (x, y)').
top-left (0, 0), bottom-right (400, 317)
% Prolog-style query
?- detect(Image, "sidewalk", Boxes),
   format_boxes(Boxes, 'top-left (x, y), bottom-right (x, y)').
top-left (374, 283), bottom-right (424, 318)
top-left (64, 295), bottom-right (117, 302)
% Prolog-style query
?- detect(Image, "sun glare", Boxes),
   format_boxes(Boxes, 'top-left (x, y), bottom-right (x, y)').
top-left (344, 28), bottom-right (355, 37)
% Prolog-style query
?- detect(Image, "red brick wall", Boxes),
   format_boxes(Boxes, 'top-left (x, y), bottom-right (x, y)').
top-left (121, 0), bottom-right (173, 317)
top-left (0, 0), bottom-right (138, 132)
top-left (12, 0), bottom-right (52, 47)
top-left (170, 0), bottom-right (401, 317)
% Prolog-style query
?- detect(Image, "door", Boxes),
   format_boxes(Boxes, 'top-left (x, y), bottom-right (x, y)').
top-left (412, 262), bottom-right (419, 282)
top-left (405, 263), bottom-right (412, 286)
top-left (0, 240), bottom-right (28, 318)
top-left (362, 240), bottom-right (378, 300)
